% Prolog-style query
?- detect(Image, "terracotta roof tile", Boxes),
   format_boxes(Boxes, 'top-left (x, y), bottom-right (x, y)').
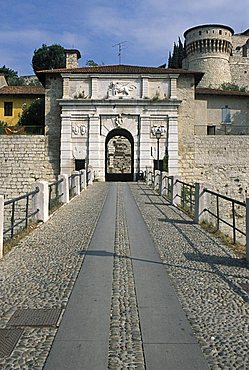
top-left (0, 86), bottom-right (45, 95)
top-left (36, 64), bottom-right (204, 87)
top-left (37, 64), bottom-right (202, 76)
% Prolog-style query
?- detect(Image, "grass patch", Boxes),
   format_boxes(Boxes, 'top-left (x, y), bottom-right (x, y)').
top-left (200, 221), bottom-right (246, 259)
top-left (3, 222), bottom-right (39, 256)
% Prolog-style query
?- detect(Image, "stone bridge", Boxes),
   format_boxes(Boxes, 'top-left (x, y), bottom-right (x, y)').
top-left (0, 182), bottom-right (248, 369)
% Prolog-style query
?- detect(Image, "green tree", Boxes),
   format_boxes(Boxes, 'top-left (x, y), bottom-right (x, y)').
top-left (86, 59), bottom-right (98, 66)
top-left (18, 98), bottom-right (45, 127)
top-left (0, 65), bottom-right (25, 85)
top-left (168, 37), bottom-right (186, 68)
top-left (32, 44), bottom-right (66, 73)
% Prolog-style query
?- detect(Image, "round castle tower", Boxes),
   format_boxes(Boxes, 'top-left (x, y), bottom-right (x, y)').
top-left (183, 24), bottom-right (234, 88)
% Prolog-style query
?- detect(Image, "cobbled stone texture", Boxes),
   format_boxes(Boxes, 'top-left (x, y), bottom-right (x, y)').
top-left (0, 183), bottom-right (108, 370)
top-left (108, 184), bottom-right (145, 370)
top-left (130, 183), bottom-right (249, 370)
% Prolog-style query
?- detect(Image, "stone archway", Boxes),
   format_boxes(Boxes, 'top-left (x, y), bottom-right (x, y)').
top-left (105, 128), bottom-right (134, 181)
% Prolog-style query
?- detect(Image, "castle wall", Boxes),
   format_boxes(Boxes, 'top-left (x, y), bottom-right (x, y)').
top-left (183, 25), bottom-right (233, 88)
top-left (44, 75), bottom-right (63, 176)
top-left (0, 136), bottom-right (56, 199)
top-left (179, 135), bottom-right (249, 200)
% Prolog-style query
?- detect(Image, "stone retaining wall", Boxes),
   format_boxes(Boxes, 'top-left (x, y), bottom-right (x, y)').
top-left (0, 136), bottom-right (58, 199)
top-left (180, 135), bottom-right (249, 244)
top-left (180, 135), bottom-right (249, 201)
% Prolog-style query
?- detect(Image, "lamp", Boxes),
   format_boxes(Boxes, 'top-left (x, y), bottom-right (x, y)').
top-left (155, 128), bottom-right (162, 171)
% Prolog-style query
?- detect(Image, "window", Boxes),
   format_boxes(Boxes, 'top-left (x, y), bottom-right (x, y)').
top-left (222, 105), bottom-right (231, 123)
top-left (4, 102), bottom-right (13, 116)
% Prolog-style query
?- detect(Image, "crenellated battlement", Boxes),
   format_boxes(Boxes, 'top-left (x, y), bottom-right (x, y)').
top-left (183, 24), bottom-right (249, 89)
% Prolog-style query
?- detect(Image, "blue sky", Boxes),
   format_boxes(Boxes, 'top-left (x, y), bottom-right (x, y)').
top-left (0, 0), bottom-right (248, 76)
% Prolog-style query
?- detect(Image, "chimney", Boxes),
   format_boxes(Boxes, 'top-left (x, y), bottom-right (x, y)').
top-left (64, 49), bottom-right (81, 69)
top-left (0, 74), bottom-right (7, 88)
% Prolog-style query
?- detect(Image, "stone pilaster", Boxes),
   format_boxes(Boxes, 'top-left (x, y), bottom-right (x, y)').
top-left (142, 78), bottom-right (149, 98)
top-left (169, 74), bottom-right (179, 99)
top-left (91, 78), bottom-right (98, 99)
top-left (139, 116), bottom-right (152, 171)
top-left (88, 115), bottom-right (103, 179)
top-left (63, 78), bottom-right (70, 99)
top-left (168, 115), bottom-right (179, 175)
top-left (60, 114), bottom-right (72, 174)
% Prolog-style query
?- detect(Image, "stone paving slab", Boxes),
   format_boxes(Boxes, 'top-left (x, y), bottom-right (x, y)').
top-left (44, 184), bottom-right (117, 370)
top-left (123, 184), bottom-right (209, 369)
top-left (143, 343), bottom-right (208, 370)
top-left (0, 183), bottom-right (109, 369)
top-left (130, 183), bottom-right (249, 370)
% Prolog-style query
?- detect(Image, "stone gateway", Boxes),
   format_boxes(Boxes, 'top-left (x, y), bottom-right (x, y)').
top-left (37, 55), bottom-right (202, 181)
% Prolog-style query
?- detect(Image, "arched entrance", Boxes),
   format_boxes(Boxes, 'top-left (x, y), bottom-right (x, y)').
top-left (105, 128), bottom-right (134, 181)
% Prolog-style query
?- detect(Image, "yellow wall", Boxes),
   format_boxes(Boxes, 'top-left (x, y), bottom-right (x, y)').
top-left (0, 95), bottom-right (37, 126)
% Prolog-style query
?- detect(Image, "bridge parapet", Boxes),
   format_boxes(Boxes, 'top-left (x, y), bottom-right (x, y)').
top-left (0, 168), bottom-right (94, 259)
top-left (148, 170), bottom-right (249, 263)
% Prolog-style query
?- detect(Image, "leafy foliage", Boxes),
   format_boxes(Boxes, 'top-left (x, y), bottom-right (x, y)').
top-left (168, 37), bottom-right (186, 68)
top-left (32, 44), bottom-right (66, 72)
top-left (18, 98), bottom-right (45, 127)
top-left (86, 59), bottom-right (98, 66)
top-left (0, 65), bottom-right (25, 85)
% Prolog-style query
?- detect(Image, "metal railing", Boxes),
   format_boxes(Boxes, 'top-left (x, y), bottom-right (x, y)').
top-left (48, 178), bottom-right (63, 212)
top-left (161, 174), bottom-right (173, 201)
top-left (176, 180), bottom-right (195, 215)
top-left (4, 188), bottom-right (39, 239)
top-left (87, 170), bottom-right (91, 185)
top-left (203, 188), bottom-right (246, 244)
top-left (68, 173), bottom-right (77, 199)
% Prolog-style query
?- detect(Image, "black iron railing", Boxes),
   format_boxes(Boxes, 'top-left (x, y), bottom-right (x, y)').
top-left (86, 170), bottom-right (91, 185)
top-left (176, 180), bottom-right (195, 215)
top-left (48, 178), bottom-right (63, 212)
top-left (4, 188), bottom-right (39, 239)
top-left (161, 174), bottom-right (173, 201)
top-left (203, 189), bottom-right (246, 244)
top-left (68, 174), bottom-right (77, 199)
top-left (79, 172), bottom-right (85, 191)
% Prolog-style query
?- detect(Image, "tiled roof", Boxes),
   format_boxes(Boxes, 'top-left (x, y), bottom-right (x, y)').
top-left (36, 64), bottom-right (203, 76)
top-left (0, 86), bottom-right (45, 95)
top-left (196, 87), bottom-right (249, 97)
top-left (36, 64), bottom-right (204, 86)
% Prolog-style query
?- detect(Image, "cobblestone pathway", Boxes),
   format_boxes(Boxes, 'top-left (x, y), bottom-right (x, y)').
top-left (0, 183), bottom-right (109, 369)
top-left (0, 182), bottom-right (248, 369)
top-left (130, 183), bottom-right (249, 370)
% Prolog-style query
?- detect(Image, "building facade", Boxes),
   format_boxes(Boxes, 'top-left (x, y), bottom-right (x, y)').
top-left (38, 57), bottom-right (202, 181)
top-left (0, 74), bottom-right (44, 127)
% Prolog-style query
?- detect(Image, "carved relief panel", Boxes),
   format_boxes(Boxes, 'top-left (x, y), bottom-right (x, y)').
top-left (100, 115), bottom-right (139, 137)
top-left (97, 79), bottom-right (140, 99)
